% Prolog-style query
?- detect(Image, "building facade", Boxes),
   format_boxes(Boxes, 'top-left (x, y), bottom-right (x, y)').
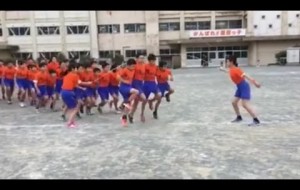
top-left (0, 11), bottom-right (300, 67)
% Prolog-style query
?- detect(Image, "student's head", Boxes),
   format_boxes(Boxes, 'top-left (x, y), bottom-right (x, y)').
top-left (39, 62), bottom-right (47, 71)
top-left (101, 62), bottom-right (110, 72)
top-left (226, 55), bottom-right (238, 67)
top-left (77, 63), bottom-right (85, 73)
top-left (18, 60), bottom-right (26, 68)
top-left (147, 53), bottom-right (156, 64)
top-left (86, 63), bottom-right (93, 71)
top-left (29, 64), bottom-right (37, 71)
top-left (67, 61), bottom-right (78, 73)
top-left (93, 67), bottom-right (101, 75)
top-left (60, 59), bottom-right (69, 68)
top-left (111, 63), bottom-right (118, 73)
top-left (6, 60), bottom-right (14, 68)
top-left (91, 60), bottom-right (98, 68)
top-left (49, 69), bottom-right (57, 77)
top-left (127, 58), bottom-right (136, 70)
top-left (158, 61), bottom-right (167, 69)
top-left (136, 54), bottom-right (145, 64)
top-left (51, 56), bottom-right (57, 62)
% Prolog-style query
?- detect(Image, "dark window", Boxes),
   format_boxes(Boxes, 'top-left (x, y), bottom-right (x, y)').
top-left (233, 46), bottom-right (240, 50)
top-left (254, 25), bottom-right (258, 28)
top-left (0, 27), bottom-right (2, 36)
top-left (159, 22), bottom-right (180, 31)
top-left (66, 25), bottom-right (89, 34)
top-left (225, 46), bottom-right (233, 50)
top-left (229, 20), bottom-right (242, 28)
top-left (216, 20), bottom-right (242, 29)
top-left (37, 26), bottom-right (60, 35)
top-left (241, 46), bottom-right (248, 50)
top-left (297, 14), bottom-right (300, 18)
top-left (209, 52), bottom-right (216, 59)
top-left (218, 52), bottom-right (225, 59)
top-left (217, 47), bottom-right (225, 51)
top-left (184, 21), bottom-right (210, 30)
top-left (125, 49), bottom-right (147, 57)
top-left (160, 49), bottom-right (170, 54)
top-left (209, 47), bottom-right (217, 51)
top-left (233, 51), bottom-right (241, 58)
top-left (170, 49), bottom-right (180, 54)
top-left (241, 51), bottom-right (248, 58)
top-left (277, 15), bottom-right (280, 19)
top-left (184, 22), bottom-right (197, 30)
top-left (198, 21), bottom-right (211, 30)
top-left (202, 47), bottom-right (209, 51)
top-left (98, 24), bottom-right (120, 34)
top-left (68, 51), bottom-right (90, 59)
top-left (124, 23), bottom-right (146, 33)
top-left (8, 27), bottom-right (31, 36)
top-left (99, 50), bottom-right (121, 58)
top-left (15, 52), bottom-right (32, 60)
top-left (39, 52), bottom-right (59, 59)
top-left (262, 15), bottom-right (265, 19)
top-left (186, 47), bottom-right (194, 52)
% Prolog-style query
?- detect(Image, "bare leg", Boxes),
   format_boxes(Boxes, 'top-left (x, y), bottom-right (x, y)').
top-left (232, 97), bottom-right (241, 116)
top-left (241, 100), bottom-right (257, 118)
top-left (1, 85), bottom-right (6, 99)
top-left (165, 88), bottom-right (174, 102)
top-left (6, 87), bottom-right (12, 103)
top-left (153, 93), bottom-right (162, 119)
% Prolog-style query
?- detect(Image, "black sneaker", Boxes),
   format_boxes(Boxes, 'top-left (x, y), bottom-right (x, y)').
top-left (61, 114), bottom-right (66, 121)
top-left (165, 94), bottom-right (170, 102)
top-left (97, 105), bottom-right (103, 114)
top-left (80, 105), bottom-right (84, 114)
top-left (153, 111), bottom-right (158, 119)
top-left (50, 102), bottom-right (54, 110)
top-left (248, 119), bottom-right (260, 127)
top-left (231, 116), bottom-right (242, 123)
top-left (128, 114), bottom-right (134, 124)
top-left (76, 112), bottom-right (82, 119)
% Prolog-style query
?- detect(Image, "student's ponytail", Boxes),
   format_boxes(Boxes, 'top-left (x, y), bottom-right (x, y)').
top-left (227, 55), bottom-right (238, 67)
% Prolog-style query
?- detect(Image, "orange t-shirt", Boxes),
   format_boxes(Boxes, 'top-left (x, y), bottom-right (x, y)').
top-left (229, 67), bottom-right (244, 84)
top-left (97, 72), bottom-right (110, 87)
top-left (156, 69), bottom-right (171, 84)
top-left (47, 74), bottom-right (57, 87)
top-left (27, 70), bottom-right (38, 81)
top-left (62, 72), bottom-right (79, 91)
top-left (35, 71), bottom-right (48, 86)
top-left (4, 67), bottom-right (17, 79)
top-left (47, 61), bottom-right (60, 71)
top-left (0, 66), bottom-right (6, 77)
top-left (86, 70), bottom-right (96, 88)
top-left (144, 63), bottom-right (157, 82)
top-left (109, 71), bottom-right (119, 86)
top-left (56, 68), bottom-right (66, 80)
top-left (134, 62), bottom-right (145, 81)
top-left (118, 68), bottom-right (135, 85)
top-left (16, 67), bottom-right (28, 79)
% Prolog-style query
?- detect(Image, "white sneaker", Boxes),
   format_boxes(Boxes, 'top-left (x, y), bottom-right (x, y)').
top-left (19, 102), bottom-right (25, 108)
top-left (115, 110), bottom-right (122, 114)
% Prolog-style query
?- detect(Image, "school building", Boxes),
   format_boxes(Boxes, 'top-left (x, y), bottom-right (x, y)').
top-left (1, 11), bottom-right (300, 67)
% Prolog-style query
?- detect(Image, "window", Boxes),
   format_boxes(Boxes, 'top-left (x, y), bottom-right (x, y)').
top-left (14, 52), bottom-right (32, 60)
top-left (66, 25), bottom-right (89, 34)
top-left (186, 53), bottom-right (201, 60)
top-left (159, 22), bottom-right (180, 31)
top-left (125, 49), bottom-right (147, 57)
top-left (218, 52), bottom-right (225, 59)
top-left (184, 21), bottom-right (210, 30)
top-left (8, 27), bottom-right (31, 36)
top-left (216, 20), bottom-right (242, 29)
top-left (209, 52), bottom-right (216, 59)
top-left (39, 52), bottom-right (59, 59)
top-left (124, 23), bottom-right (146, 33)
top-left (68, 51), bottom-right (90, 59)
top-left (98, 24), bottom-right (120, 34)
top-left (241, 51), bottom-right (248, 58)
top-left (99, 50), bottom-right (121, 58)
top-left (37, 26), bottom-right (60, 35)
top-left (160, 49), bottom-right (180, 55)
top-left (233, 51), bottom-right (241, 58)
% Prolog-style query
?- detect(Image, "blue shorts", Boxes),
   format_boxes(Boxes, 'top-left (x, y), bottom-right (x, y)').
top-left (4, 78), bottom-right (14, 89)
top-left (55, 79), bottom-right (63, 94)
top-left (98, 87), bottom-right (110, 101)
top-left (86, 87), bottom-right (96, 98)
top-left (235, 80), bottom-right (251, 100)
top-left (157, 82), bottom-right (170, 97)
top-left (47, 86), bottom-right (55, 97)
top-left (61, 89), bottom-right (77, 109)
top-left (143, 81), bottom-right (160, 99)
top-left (132, 79), bottom-right (144, 95)
top-left (75, 88), bottom-right (87, 100)
top-left (37, 85), bottom-right (48, 98)
top-left (0, 78), bottom-right (3, 86)
top-left (109, 85), bottom-right (119, 96)
top-left (28, 81), bottom-right (35, 91)
top-left (119, 83), bottom-right (132, 103)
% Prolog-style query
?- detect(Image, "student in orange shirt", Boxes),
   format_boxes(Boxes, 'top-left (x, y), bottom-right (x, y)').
top-left (85, 64), bottom-right (97, 114)
top-left (156, 61), bottom-right (175, 102)
top-left (141, 54), bottom-right (162, 121)
top-left (3, 60), bottom-right (17, 104)
top-left (47, 69), bottom-right (57, 111)
top-left (27, 64), bottom-right (38, 106)
top-left (109, 63), bottom-right (121, 113)
top-left (0, 60), bottom-right (6, 100)
top-left (61, 62), bottom-right (91, 128)
top-left (16, 60), bottom-right (29, 107)
top-left (220, 55), bottom-right (261, 126)
top-left (47, 56), bottom-right (60, 71)
top-left (74, 63), bottom-right (87, 118)
top-left (95, 62), bottom-right (111, 114)
top-left (117, 59), bottom-right (139, 127)
top-left (34, 63), bottom-right (49, 112)
top-left (55, 59), bottom-right (68, 100)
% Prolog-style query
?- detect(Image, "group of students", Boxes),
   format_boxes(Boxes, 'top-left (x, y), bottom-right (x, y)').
top-left (0, 54), bottom-right (175, 128)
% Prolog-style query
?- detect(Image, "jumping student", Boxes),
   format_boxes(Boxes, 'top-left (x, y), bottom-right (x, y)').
top-left (109, 63), bottom-right (121, 113)
top-left (34, 62), bottom-right (49, 113)
top-left (81, 64), bottom-right (96, 115)
top-left (61, 62), bottom-right (91, 128)
top-left (117, 59), bottom-right (139, 127)
top-left (0, 60), bottom-right (6, 100)
top-left (27, 64), bottom-right (38, 106)
top-left (220, 55), bottom-right (261, 126)
top-left (16, 61), bottom-right (29, 107)
top-left (55, 60), bottom-right (68, 100)
top-left (47, 69), bottom-right (57, 111)
top-left (74, 63), bottom-right (87, 118)
top-left (156, 61), bottom-right (175, 102)
top-left (141, 54), bottom-right (162, 121)
top-left (3, 60), bottom-right (17, 104)
top-left (95, 63), bottom-right (111, 114)
top-left (128, 54), bottom-right (147, 123)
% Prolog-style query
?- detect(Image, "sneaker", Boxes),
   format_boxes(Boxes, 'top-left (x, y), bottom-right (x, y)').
top-left (140, 114), bottom-right (146, 123)
top-left (121, 115), bottom-right (128, 127)
top-left (61, 114), bottom-right (66, 121)
top-left (114, 110), bottom-right (122, 114)
top-left (7, 101), bottom-right (12, 105)
top-left (153, 111), bottom-right (158, 119)
top-left (97, 105), bottom-right (103, 114)
top-left (50, 102), bottom-right (54, 110)
top-left (35, 108), bottom-right (40, 114)
top-left (231, 116), bottom-right (242, 123)
top-left (80, 105), bottom-right (84, 114)
top-left (119, 104), bottom-right (125, 111)
top-left (76, 112), bottom-right (82, 119)
top-left (165, 94), bottom-right (170, 102)
top-left (248, 119), bottom-right (260, 127)
top-left (67, 121), bottom-right (76, 128)
top-left (128, 114), bottom-right (134, 124)
top-left (19, 102), bottom-right (25, 108)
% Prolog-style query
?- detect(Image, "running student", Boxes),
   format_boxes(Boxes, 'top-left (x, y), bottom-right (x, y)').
top-left (109, 63), bottom-right (121, 113)
top-left (95, 63), bottom-right (111, 114)
top-left (16, 60), bottom-right (29, 107)
top-left (27, 64), bottom-right (38, 106)
top-left (61, 63), bottom-right (91, 128)
top-left (74, 63), bottom-right (87, 118)
top-left (84, 64), bottom-right (97, 115)
top-left (128, 54), bottom-right (147, 123)
top-left (47, 69), bottom-right (57, 111)
top-left (156, 61), bottom-right (174, 102)
top-left (0, 60), bottom-right (6, 100)
top-left (3, 60), bottom-right (17, 104)
top-left (220, 55), bottom-right (261, 126)
top-left (117, 59), bottom-right (139, 127)
top-left (34, 62), bottom-right (49, 112)
top-left (141, 54), bottom-right (162, 120)
top-left (55, 60), bottom-right (68, 100)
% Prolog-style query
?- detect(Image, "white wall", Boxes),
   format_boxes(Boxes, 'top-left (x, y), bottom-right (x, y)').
top-left (287, 11), bottom-right (300, 35)
top-left (252, 11), bottom-right (282, 36)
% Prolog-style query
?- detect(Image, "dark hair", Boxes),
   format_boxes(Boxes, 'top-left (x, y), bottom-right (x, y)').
top-left (39, 62), bottom-right (47, 68)
top-left (49, 69), bottom-right (56, 74)
top-left (127, 58), bottom-right (136, 66)
top-left (101, 62), bottom-right (109, 69)
top-left (159, 61), bottom-right (167, 68)
top-left (148, 53), bottom-right (156, 61)
top-left (93, 68), bottom-right (101, 73)
top-left (226, 55), bottom-right (238, 67)
top-left (135, 53), bottom-right (144, 59)
top-left (62, 62), bottom-right (78, 76)
top-left (18, 60), bottom-right (26, 66)
top-left (28, 64), bottom-right (37, 70)
top-left (110, 63), bottom-right (118, 73)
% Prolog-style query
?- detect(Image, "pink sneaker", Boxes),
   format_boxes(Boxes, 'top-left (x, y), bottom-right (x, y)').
top-left (67, 121), bottom-right (77, 128)
top-left (121, 115), bottom-right (128, 127)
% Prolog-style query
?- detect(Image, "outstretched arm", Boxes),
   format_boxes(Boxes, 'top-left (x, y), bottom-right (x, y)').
top-left (219, 66), bottom-right (228, 73)
top-left (242, 73), bottom-right (261, 88)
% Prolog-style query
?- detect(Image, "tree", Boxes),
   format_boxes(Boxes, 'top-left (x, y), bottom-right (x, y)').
top-left (108, 53), bottom-right (124, 66)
